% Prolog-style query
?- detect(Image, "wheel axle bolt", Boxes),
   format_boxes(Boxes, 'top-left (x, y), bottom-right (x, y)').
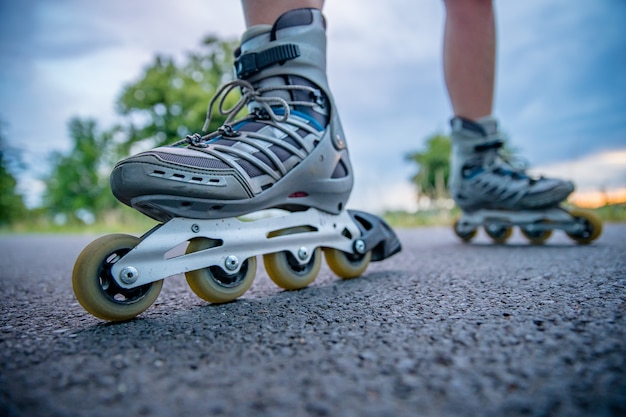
top-left (354, 239), bottom-right (366, 255)
top-left (225, 255), bottom-right (239, 271)
top-left (119, 266), bottom-right (139, 285)
top-left (191, 224), bottom-right (200, 233)
top-left (297, 247), bottom-right (309, 261)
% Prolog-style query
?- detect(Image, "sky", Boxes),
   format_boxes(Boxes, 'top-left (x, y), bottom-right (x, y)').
top-left (1, 0), bottom-right (625, 213)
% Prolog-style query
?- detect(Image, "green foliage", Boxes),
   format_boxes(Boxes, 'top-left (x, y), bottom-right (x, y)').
top-left (116, 36), bottom-right (239, 155)
top-left (38, 35), bottom-right (239, 225)
top-left (593, 203), bottom-right (626, 222)
top-left (0, 123), bottom-right (27, 225)
top-left (383, 207), bottom-right (461, 228)
top-left (405, 133), bottom-right (451, 199)
top-left (43, 118), bottom-right (117, 223)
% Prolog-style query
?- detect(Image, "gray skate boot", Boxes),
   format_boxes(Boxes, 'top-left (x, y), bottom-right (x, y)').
top-left (449, 116), bottom-right (574, 212)
top-left (448, 117), bottom-right (601, 245)
top-left (73, 9), bottom-right (402, 323)
top-left (110, 8), bottom-right (353, 221)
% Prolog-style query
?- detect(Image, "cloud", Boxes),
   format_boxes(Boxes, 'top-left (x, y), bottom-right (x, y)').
top-left (496, 0), bottom-right (626, 166)
top-left (1, 0), bottom-right (625, 213)
top-left (0, 0), bottom-right (245, 202)
top-left (533, 149), bottom-right (626, 193)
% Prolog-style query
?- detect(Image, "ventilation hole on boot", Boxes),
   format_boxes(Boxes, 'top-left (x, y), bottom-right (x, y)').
top-left (289, 192), bottom-right (308, 198)
top-left (354, 213), bottom-right (373, 231)
top-left (236, 159), bottom-right (263, 177)
top-left (210, 205), bottom-right (224, 210)
top-left (181, 201), bottom-right (192, 207)
top-left (283, 137), bottom-right (303, 150)
top-left (209, 179), bottom-right (221, 184)
top-left (173, 173), bottom-right (185, 179)
top-left (337, 202), bottom-right (343, 211)
top-left (153, 170), bottom-right (166, 176)
top-left (261, 184), bottom-right (273, 191)
top-left (341, 228), bottom-right (353, 240)
top-left (331, 159), bottom-right (348, 179)
top-left (295, 128), bottom-right (310, 138)
top-left (269, 145), bottom-right (293, 161)
top-left (191, 176), bottom-right (203, 182)
top-left (253, 151), bottom-right (278, 171)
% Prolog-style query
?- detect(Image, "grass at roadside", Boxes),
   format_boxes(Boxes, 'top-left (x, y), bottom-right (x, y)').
top-left (1, 206), bottom-right (158, 236)
top-left (593, 203), bottom-right (626, 222)
top-left (383, 207), bottom-right (461, 228)
top-left (2, 203), bottom-right (624, 235)
top-left (383, 203), bottom-right (626, 228)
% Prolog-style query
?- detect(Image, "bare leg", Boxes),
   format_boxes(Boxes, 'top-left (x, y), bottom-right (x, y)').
top-left (444, 1), bottom-right (575, 218)
top-left (241, 0), bottom-right (324, 27)
top-left (443, 0), bottom-right (496, 121)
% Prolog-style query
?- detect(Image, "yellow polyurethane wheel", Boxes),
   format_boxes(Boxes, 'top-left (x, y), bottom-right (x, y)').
top-left (264, 247), bottom-right (321, 290)
top-left (185, 237), bottom-right (256, 303)
top-left (484, 225), bottom-right (513, 244)
top-left (566, 208), bottom-right (603, 244)
top-left (324, 248), bottom-right (372, 279)
top-left (520, 227), bottom-right (553, 245)
top-left (453, 219), bottom-right (477, 243)
top-left (72, 234), bottom-right (163, 322)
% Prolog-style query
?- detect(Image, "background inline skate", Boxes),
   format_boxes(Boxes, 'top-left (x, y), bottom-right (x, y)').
top-left (449, 116), bottom-right (602, 245)
top-left (72, 8), bottom-right (401, 321)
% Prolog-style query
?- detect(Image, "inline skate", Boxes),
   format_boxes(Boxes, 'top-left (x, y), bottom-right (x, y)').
top-left (72, 8), bottom-right (401, 321)
top-left (449, 116), bottom-right (602, 245)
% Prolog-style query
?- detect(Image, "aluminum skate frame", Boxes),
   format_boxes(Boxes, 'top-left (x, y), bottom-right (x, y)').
top-left (110, 208), bottom-right (395, 289)
top-left (455, 207), bottom-right (588, 235)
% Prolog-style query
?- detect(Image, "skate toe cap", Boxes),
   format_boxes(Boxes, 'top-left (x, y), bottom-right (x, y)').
top-left (110, 153), bottom-right (254, 209)
top-left (522, 178), bottom-right (575, 208)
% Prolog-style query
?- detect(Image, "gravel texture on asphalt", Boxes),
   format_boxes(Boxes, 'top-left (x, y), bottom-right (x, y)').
top-left (0, 224), bottom-right (625, 417)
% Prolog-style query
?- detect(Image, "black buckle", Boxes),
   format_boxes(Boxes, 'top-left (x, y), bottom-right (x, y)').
top-left (236, 53), bottom-right (258, 79)
top-left (475, 140), bottom-right (504, 153)
top-left (236, 44), bottom-right (301, 79)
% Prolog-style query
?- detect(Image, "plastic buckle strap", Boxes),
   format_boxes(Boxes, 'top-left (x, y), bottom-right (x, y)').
top-left (236, 44), bottom-right (301, 79)
top-left (475, 140), bottom-right (504, 153)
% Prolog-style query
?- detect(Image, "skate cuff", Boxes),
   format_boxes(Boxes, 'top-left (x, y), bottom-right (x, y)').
top-left (236, 44), bottom-right (301, 79)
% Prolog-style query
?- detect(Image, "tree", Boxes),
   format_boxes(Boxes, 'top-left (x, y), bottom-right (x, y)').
top-left (0, 121), bottom-right (27, 225)
top-left (43, 118), bottom-right (117, 223)
top-left (115, 35), bottom-right (239, 156)
top-left (405, 133), bottom-right (452, 201)
top-left (41, 35), bottom-right (239, 223)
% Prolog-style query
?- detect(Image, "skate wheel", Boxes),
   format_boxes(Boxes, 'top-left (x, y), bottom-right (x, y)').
top-left (324, 248), bottom-right (372, 279)
top-left (185, 238), bottom-right (256, 304)
top-left (566, 209), bottom-right (603, 244)
top-left (72, 234), bottom-right (163, 321)
top-left (453, 219), bottom-right (477, 243)
top-left (520, 226), bottom-right (553, 245)
top-left (484, 224), bottom-right (513, 244)
top-left (263, 226), bottom-right (321, 290)
top-left (264, 248), bottom-right (321, 290)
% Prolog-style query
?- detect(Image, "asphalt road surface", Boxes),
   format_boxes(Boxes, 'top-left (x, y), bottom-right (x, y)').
top-left (1, 224), bottom-right (625, 417)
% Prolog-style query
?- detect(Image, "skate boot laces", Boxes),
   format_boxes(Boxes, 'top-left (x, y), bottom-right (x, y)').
top-left (175, 79), bottom-right (323, 149)
top-left (462, 138), bottom-right (574, 209)
top-left (474, 139), bottom-right (533, 181)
